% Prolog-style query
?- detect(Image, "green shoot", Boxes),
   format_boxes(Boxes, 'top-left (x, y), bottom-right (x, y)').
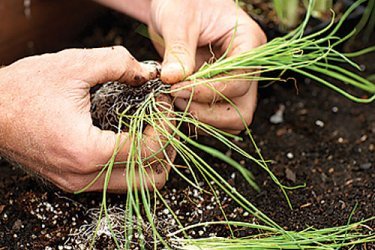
top-left (306, 0), bottom-right (333, 20)
top-left (273, 0), bottom-right (301, 30)
top-left (168, 217), bottom-right (375, 250)
top-left (185, 0), bottom-right (374, 103)
top-left (347, 0), bottom-right (375, 44)
top-left (73, 0), bottom-right (375, 249)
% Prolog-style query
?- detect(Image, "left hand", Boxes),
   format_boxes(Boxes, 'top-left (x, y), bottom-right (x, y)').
top-left (0, 47), bottom-right (173, 193)
top-left (148, 0), bottom-right (267, 133)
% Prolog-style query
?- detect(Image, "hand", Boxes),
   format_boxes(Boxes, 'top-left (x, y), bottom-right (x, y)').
top-left (0, 46), bottom-right (174, 193)
top-left (149, 0), bottom-right (266, 133)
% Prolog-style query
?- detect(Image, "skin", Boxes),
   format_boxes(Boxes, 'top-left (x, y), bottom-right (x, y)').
top-left (0, 47), bottom-right (173, 192)
top-left (0, 0), bottom-right (266, 192)
top-left (98, 0), bottom-right (267, 133)
top-left (150, 0), bottom-right (266, 134)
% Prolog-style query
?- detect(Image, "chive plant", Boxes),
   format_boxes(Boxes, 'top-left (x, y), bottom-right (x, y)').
top-left (186, 0), bottom-right (375, 103)
top-left (168, 218), bottom-right (375, 249)
top-left (75, 0), bottom-right (375, 248)
top-left (273, 0), bottom-right (333, 31)
top-left (306, 0), bottom-right (333, 20)
top-left (273, 0), bottom-right (301, 30)
top-left (347, 0), bottom-right (375, 43)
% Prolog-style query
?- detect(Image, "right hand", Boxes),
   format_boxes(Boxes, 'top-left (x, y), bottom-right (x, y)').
top-left (0, 46), bottom-right (174, 193)
top-left (148, 0), bottom-right (266, 134)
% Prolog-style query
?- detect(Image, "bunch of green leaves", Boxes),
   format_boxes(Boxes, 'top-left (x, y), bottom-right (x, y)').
top-left (168, 217), bottom-right (375, 249)
top-left (75, 0), bottom-right (374, 249)
top-left (77, 91), bottom-right (291, 248)
top-left (273, 0), bottom-right (300, 30)
top-left (304, 0), bottom-right (333, 20)
top-left (347, 0), bottom-right (375, 44)
top-left (186, 0), bottom-right (375, 103)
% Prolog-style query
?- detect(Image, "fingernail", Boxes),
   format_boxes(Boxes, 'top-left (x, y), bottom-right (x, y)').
top-left (141, 61), bottom-right (161, 79)
top-left (162, 63), bottom-right (185, 83)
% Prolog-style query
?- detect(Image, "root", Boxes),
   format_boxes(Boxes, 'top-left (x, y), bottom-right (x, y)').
top-left (90, 79), bottom-right (169, 132)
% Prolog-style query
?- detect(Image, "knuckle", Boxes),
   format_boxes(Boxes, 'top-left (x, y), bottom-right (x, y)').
top-left (238, 81), bottom-right (252, 95)
top-left (208, 82), bottom-right (225, 101)
top-left (56, 48), bottom-right (91, 71)
top-left (75, 150), bottom-right (102, 175)
top-left (168, 41), bottom-right (189, 54)
top-left (113, 47), bottom-right (139, 81)
top-left (72, 161), bottom-right (94, 175)
top-left (114, 46), bottom-right (131, 60)
top-left (239, 107), bottom-right (254, 128)
top-left (244, 114), bottom-right (253, 126)
top-left (152, 167), bottom-right (169, 190)
top-left (154, 178), bottom-right (167, 190)
top-left (231, 130), bottom-right (242, 135)
top-left (58, 48), bottom-right (85, 62)
top-left (228, 111), bottom-right (253, 131)
top-left (214, 81), bottom-right (227, 92)
top-left (143, 142), bottom-right (164, 161)
top-left (259, 30), bottom-right (268, 44)
top-left (104, 65), bottom-right (122, 81)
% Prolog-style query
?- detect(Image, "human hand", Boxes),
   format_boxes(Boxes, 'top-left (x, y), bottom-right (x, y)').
top-left (0, 46), bottom-right (174, 193)
top-left (149, 0), bottom-right (266, 133)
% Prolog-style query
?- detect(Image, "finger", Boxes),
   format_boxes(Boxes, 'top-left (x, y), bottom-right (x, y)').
top-left (149, 32), bottom-right (221, 73)
top-left (83, 94), bottom-right (175, 170)
top-left (51, 115), bottom-right (170, 178)
top-left (174, 81), bottom-right (258, 131)
top-left (170, 76), bottom-right (251, 103)
top-left (184, 122), bottom-right (241, 137)
top-left (43, 124), bottom-right (172, 193)
top-left (141, 94), bottom-right (175, 161)
top-left (56, 46), bottom-right (159, 86)
top-left (149, 25), bottom-right (165, 57)
top-left (149, 15), bottom-right (199, 84)
top-left (88, 143), bottom-right (176, 192)
top-left (220, 11), bottom-right (267, 57)
top-left (195, 46), bottom-right (221, 71)
top-left (51, 144), bottom-right (175, 193)
top-left (88, 142), bottom-right (175, 192)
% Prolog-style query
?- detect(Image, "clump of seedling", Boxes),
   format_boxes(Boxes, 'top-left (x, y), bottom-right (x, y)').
top-left (90, 61), bottom-right (170, 132)
top-left (81, 0), bottom-right (375, 249)
top-left (168, 217), bottom-right (375, 249)
top-left (185, 0), bottom-right (375, 103)
top-left (68, 206), bottom-right (178, 249)
top-left (91, 79), bottom-right (169, 132)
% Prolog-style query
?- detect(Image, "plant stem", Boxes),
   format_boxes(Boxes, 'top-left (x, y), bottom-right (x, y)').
top-left (273, 0), bottom-right (301, 30)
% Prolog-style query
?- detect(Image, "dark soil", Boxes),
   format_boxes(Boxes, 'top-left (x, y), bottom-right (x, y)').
top-left (1, 10), bottom-right (374, 250)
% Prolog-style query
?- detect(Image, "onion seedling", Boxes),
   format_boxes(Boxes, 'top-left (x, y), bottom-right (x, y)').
top-left (305, 0), bottom-right (333, 20)
top-left (72, 0), bottom-right (374, 248)
top-left (186, 0), bottom-right (374, 103)
top-left (273, 0), bottom-right (301, 30)
top-left (168, 217), bottom-right (375, 250)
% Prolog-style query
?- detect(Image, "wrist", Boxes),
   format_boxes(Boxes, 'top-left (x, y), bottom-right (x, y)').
top-left (95, 0), bottom-right (152, 24)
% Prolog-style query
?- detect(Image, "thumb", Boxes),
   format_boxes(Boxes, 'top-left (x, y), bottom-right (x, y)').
top-left (152, 21), bottom-right (199, 84)
top-left (57, 46), bottom-right (159, 87)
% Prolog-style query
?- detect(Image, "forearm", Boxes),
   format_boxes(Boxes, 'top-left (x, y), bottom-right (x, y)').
top-left (95, 0), bottom-right (151, 24)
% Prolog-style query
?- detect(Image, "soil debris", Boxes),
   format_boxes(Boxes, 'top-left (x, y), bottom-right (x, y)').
top-left (90, 77), bottom-right (169, 132)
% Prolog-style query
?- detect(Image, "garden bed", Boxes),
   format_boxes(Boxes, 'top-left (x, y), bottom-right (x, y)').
top-left (0, 10), bottom-right (374, 250)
